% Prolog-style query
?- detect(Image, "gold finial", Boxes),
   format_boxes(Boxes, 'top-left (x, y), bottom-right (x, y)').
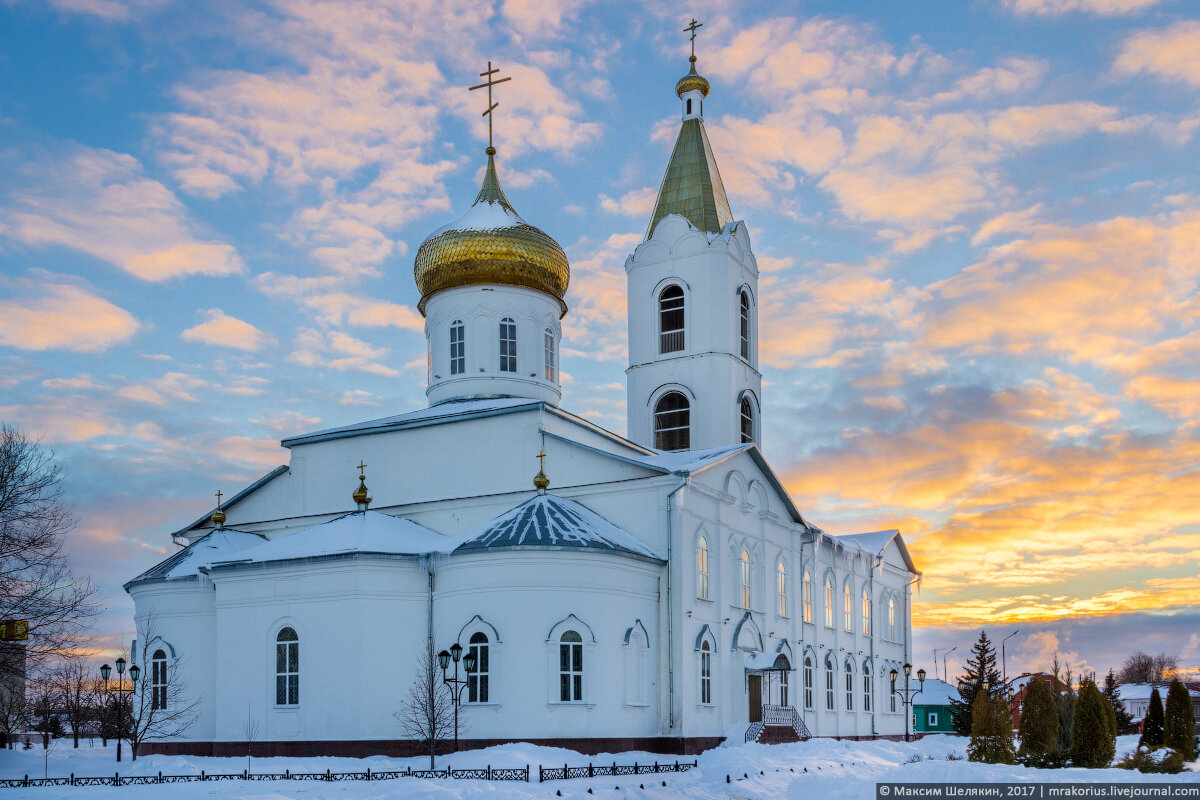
top-left (210, 489), bottom-right (226, 527)
top-left (684, 18), bottom-right (703, 59)
top-left (352, 460), bottom-right (372, 508)
top-left (533, 449), bottom-right (550, 493)
top-left (469, 61), bottom-right (512, 153)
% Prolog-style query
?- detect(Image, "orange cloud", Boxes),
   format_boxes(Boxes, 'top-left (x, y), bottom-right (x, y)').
top-left (181, 309), bottom-right (277, 352)
top-left (1115, 21), bottom-right (1200, 87)
top-left (0, 276), bottom-right (139, 353)
top-left (1002, 0), bottom-right (1162, 15)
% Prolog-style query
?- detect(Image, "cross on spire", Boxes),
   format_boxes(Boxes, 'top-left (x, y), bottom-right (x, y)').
top-left (215, 489), bottom-right (223, 509)
top-left (469, 61), bottom-right (512, 154)
top-left (356, 460), bottom-right (367, 476)
top-left (684, 18), bottom-right (703, 58)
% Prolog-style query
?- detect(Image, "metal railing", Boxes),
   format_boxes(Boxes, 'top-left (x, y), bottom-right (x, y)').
top-left (747, 705), bottom-right (813, 742)
top-left (744, 720), bottom-right (764, 742)
top-left (0, 764), bottom-right (530, 789)
top-left (538, 759), bottom-right (697, 782)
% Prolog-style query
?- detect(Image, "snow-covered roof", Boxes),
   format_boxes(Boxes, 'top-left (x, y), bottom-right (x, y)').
top-left (211, 510), bottom-right (458, 568)
top-left (832, 529), bottom-right (919, 577)
top-left (1116, 683), bottom-right (1200, 702)
top-left (454, 493), bottom-right (664, 561)
top-left (631, 443), bottom-right (748, 473)
top-left (282, 397), bottom-right (541, 448)
top-left (127, 527), bottom-right (267, 586)
top-left (744, 651), bottom-right (791, 672)
top-left (915, 678), bottom-right (961, 707)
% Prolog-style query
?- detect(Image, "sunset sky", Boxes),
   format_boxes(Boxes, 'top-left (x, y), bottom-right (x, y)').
top-left (1, 0), bottom-right (1198, 681)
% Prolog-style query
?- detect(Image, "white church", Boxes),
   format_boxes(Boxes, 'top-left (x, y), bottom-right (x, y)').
top-left (126, 46), bottom-right (920, 757)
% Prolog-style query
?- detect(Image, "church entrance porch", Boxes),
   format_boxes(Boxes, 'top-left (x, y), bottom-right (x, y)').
top-left (743, 652), bottom-right (810, 744)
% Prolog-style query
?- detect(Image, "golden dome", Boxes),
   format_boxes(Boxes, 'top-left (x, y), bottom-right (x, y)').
top-left (414, 150), bottom-right (569, 317)
top-left (675, 56), bottom-right (710, 98)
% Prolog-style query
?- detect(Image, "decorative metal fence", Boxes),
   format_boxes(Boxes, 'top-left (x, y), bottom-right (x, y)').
top-left (0, 764), bottom-right (530, 789)
top-left (538, 759), bottom-right (697, 782)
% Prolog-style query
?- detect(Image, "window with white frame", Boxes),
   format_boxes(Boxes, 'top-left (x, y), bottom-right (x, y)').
top-left (776, 561), bottom-right (787, 617)
top-left (780, 670), bottom-right (789, 707)
top-left (804, 655), bottom-right (814, 710)
top-left (844, 582), bottom-right (853, 631)
top-left (845, 661), bottom-right (854, 710)
top-left (151, 649), bottom-right (167, 710)
top-left (700, 641), bottom-right (712, 704)
top-left (802, 570), bottom-right (812, 623)
top-left (890, 672), bottom-right (897, 712)
top-left (928, 712), bottom-right (938, 726)
top-left (825, 655), bottom-right (835, 710)
top-left (824, 575), bottom-right (834, 628)
top-left (739, 290), bottom-right (751, 360)
top-left (888, 597), bottom-right (896, 641)
top-left (862, 589), bottom-right (871, 636)
top-left (559, 631), bottom-right (583, 702)
top-left (659, 285), bottom-right (685, 353)
top-left (499, 317), bottom-right (517, 373)
top-left (740, 397), bottom-right (754, 443)
top-left (449, 320), bottom-right (465, 375)
top-left (654, 392), bottom-right (690, 451)
top-left (739, 550), bottom-right (752, 609)
top-left (863, 664), bottom-right (872, 712)
top-left (467, 632), bottom-right (489, 703)
top-left (544, 328), bottom-right (556, 381)
top-left (275, 627), bottom-right (299, 706)
top-left (697, 536), bottom-right (709, 600)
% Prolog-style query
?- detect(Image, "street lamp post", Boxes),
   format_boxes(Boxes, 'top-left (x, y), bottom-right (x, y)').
top-left (943, 647), bottom-right (958, 687)
top-left (890, 663), bottom-right (926, 743)
top-left (1001, 631), bottom-right (1020, 688)
top-left (99, 658), bottom-right (139, 762)
top-left (437, 643), bottom-right (477, 753)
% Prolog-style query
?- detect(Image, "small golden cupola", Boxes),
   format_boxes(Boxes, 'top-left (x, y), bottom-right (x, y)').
top-left (210, 489), bottom-right (226, 528)
top-left (352, 460), bottom-right (371, 510)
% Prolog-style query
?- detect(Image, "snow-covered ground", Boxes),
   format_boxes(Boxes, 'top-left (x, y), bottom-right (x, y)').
top-left (0, 735), bottom-right (1196, 800)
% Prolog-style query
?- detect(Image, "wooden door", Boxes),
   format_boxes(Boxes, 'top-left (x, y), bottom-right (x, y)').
top-left (748, 674), bottom-right (762, 722)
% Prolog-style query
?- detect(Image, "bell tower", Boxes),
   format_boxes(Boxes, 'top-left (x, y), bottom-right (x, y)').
top-left (625, 22), bottom-right (762, 452)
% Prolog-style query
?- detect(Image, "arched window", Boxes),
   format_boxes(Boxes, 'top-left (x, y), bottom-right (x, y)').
top-left (844, 582), bottom-right (853, 631)
top-left (151, 649), bottom-right (167, 710)
top-left (862, 589), bottom-right (871, 636)
top-left (825, 655), bottom-right (835, 710)
top-left (739, 290), bottom-right (751, 360)
top-left (740, 397), bottom-right (754, 443)
top-left (739, 550), bottom-right (751, 609)
top-left (659, 285), bottom-right (685, 353)
top-left (559, 630), bottom-right (583, 702)
top-left (845, 660), bottom-right (855, 710)
top-left (776, 560), bottom-right (787, 617)
top-left (888, 597), bottom-right (896, 641)
top-left (889, 667), bottom-right (897, 712)
top-left (802, 570), bottom-right (813, 623)
top-left (686, 98), bottom-right (693, 115)
top-left (697, 536), bottom-right (709, 600)
top-left (275, 627), bottom-right (299, 706)
top-left (700, 641), bottom-right (712, 704)
top-left (824, 575), bottom-right (834, 628)
top-left (543, 328), bottom-right (556, 381)
top-left (467, 632), bottom-right (489, 703)
top-left (803, 655), bottom-right (814, 710)
top-left (654, 392), bottom-right (690, 451)
top-left (449, 319), bottom-right (465, 375)
top-left (499, 317), bottom-right (517, 373)
top-left (863, 661), bottom-right (872, 712)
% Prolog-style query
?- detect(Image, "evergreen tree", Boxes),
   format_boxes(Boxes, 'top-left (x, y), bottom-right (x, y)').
top-left (1163, 679), bottom-right (1198, 761)
top-left (951, 630), bottom-right (1004, 735)
top-left (1070, 679), bottom-right (1116, 768)
top-left (1017, 677), bottom-right (1059, 767)
top-left (1102, 669), bottom-right (1136, 734)
top-left (1051, 659), bottom-right (1075, 764)
top-left (968, 690), bottom-right (1016, 764)
top-left (1139, 687), bottom-right (1165, 749)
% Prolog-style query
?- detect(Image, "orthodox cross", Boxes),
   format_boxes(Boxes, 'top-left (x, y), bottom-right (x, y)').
top-left (356, 460), bottom-right (367, 477)
top-left (469, 61), bottom-right (512, 152)
top-left (214, 489), bottom-right (223, 509)
top-left (536, 449), bottom-right (546, 472)
top-left (684, 18), bottom-right (703, 58)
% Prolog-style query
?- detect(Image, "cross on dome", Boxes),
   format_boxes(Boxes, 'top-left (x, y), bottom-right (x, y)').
top-left (469, 61), bottom-right (512, 155)
top-left (684, 18), bottom-right (703, 57)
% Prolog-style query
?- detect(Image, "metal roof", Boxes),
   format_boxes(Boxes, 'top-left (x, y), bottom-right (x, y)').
top-left (645, 117), bottom-right (735, 239)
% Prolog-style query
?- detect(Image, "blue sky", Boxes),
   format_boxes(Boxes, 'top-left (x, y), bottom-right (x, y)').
top-left (1, 0), bottom-right (1199, 680)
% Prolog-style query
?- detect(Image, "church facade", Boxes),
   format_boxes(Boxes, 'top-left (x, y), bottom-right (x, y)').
top-left (127, 49), bottom-right (920, 757)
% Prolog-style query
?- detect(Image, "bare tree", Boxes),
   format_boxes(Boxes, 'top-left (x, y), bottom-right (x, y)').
top-left (0, 667), bottom-right (26, 749)
top-left (125, 617), bottom-right (200, 761)
top-left (242, 697), bottom-right (260, 775)
top-left (0, 426), bottom-right (99, 680)
top-left (52, 654), bottom-right (96, 748)
top-left (393, 642), bottom-right (456, 769)
top-left (1117, 651), bottom-right (1178, 684)
top-left (26, 671), bottom-right (61, 748)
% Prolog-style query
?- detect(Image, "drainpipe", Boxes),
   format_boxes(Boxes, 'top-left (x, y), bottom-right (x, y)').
top-left (428, 569), bottom-right (434, 650)
top-left (665, 475), bottom-right (688, 732)
top-left (869, 555), bottom-right (880, 736)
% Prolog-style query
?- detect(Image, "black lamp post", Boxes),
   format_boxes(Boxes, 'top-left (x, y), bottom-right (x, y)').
top-left (890, 663), bottom-right (925, 743)
top-left (99, 658), bottom-right (139, 762)
top-left (438, 643), bottom-right (477, 753)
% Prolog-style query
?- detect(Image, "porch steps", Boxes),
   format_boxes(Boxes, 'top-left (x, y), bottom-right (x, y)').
top-left (757, 725), bottom-right (803, 744)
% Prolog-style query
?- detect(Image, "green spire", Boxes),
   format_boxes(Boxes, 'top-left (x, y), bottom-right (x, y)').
top-left (645, 118), bottom-right (734, 239)
top-left (474, 147), bottom-right (513, 208)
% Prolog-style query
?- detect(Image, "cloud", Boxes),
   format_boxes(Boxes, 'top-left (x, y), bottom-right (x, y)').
top-left (181, 309), bottom-right (277, 352)
top-left (1114, 21), bottom-right (1200, 88)
top-left (214, 435), bottom-right (289, 468)
top-left (43, 0), bottom-right (166, 21)
top-left (116, 372), bottom-right (209, 405)
top-left (254, 273), bottom-right (424, 330)
top-left (0, 147), bottom-right (244, 281)
top-left (1125, 375), bottom-right (1200, 419)
top-left (599, 187), bottom-right (657, 217)
top-left (562, 232), bottom-right (639, 362)
top-left (287, 327), bottom-right (400, 376)
top-left (0, 274), bottom-right (139, 353)
top-left (1001, 0), bottom-right (1162, 15)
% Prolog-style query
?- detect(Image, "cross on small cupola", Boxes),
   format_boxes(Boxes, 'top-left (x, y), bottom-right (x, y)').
top-left (533, 449), bottom-right (550, 494)
top-left (469, 61), bottom-right (512, 156)
top-left (352, 460), bottom-right (372, 510)
top-left (676, 17), bottom-right (711, 120)
top-left (210, 489), bottom-right (226, 528)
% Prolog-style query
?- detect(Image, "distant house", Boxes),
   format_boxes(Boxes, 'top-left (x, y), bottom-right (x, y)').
top-left (913, 678), bottom-right (959, 733)
top-left (1116, 683), bottom-right (1200, 733)
top-left (1008, 672), bottom-right (1067, 730)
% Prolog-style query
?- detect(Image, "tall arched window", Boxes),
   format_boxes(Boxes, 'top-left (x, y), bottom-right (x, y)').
top-left (697, 536), bottom-right (709, 600)
top-left (654, 392), bottom-right (690, 451)
top-left (499, 317), bottom-right (517, 373)
top-left (449, 319), bottom-right (465, 375)
top-left (862, 589), bottom-right (871, 636)
top-left (803, 655), bottom-right (814, 710)
top-left (686, 98), bottom-right (693, 115)
top-left (824, 575), bottom-right (834, 628)
top-left (659, 285), bottom-right (685, 353)
top-left (739, 550), bottom-right (752, 609)
top-left (467, 632), bottom-right (489, 703)
top-left (151, 649), bottom-right (167, 710)
top-left (275, 627), bottom-right (299, 706)
top-left (889, 667), bottom-right (897, 712)
top-left (863, 661), bottom-right (872, 712)
top-left (888, 597), bottom-right (896, 641)
top-left (739, 290), bottom-right (751, 359)
top-left (802, 570), bottom-right (813, 623)
top-left (559, 630), bottom-right (583, 702)
top-left (825, 655), bottom-right (835, 710)
top-left (543, 328), bottom-right (556, 381)
top-left (776, 560), bottom-right (787, 617)
top-left (845, 660), bottom-right (855, 710)
top-left (700, 641), bottom-right (712, 704)
top-left (740, 397), bottom-right (754, 443)
top-left (844, 582), bottom-right (853, 631)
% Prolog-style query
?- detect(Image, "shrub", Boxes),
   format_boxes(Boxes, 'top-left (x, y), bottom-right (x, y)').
top-left (1017, 677), bottom-right (1059, 767)
top-left (1163, 679), bottom-right (1198, 761)
top-left (1139, 687), bottom-right (1165, 749)
top-left (1070, 679), bottom-right (1116, 768)
top-left (1115, 745), bottom-right (1186, 774)
top-left (968, 690), bottom-right (1015, 764)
